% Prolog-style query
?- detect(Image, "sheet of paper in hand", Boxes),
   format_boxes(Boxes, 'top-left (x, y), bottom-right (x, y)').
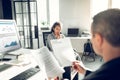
top-left (51, 38), bottom-right (76, 67)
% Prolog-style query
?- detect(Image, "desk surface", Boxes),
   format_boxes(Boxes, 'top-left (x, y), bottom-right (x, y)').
top-left (68, 36), bottom-right (91, 39)
top-left (0, 50), bottom-right (48, 80)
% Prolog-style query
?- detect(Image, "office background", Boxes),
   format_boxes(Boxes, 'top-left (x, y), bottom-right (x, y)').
top-left (0, 0), bottom-right (120, 80)
top-left (0, 0), bottom-right (120, 49)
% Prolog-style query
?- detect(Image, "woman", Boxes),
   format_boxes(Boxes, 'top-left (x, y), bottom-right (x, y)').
top-left (47, 22), bottom-right (74, 80)
top-left (47, 22), bottom-right (66, 80)
top-left (47, 22), bottom-right (64, 51)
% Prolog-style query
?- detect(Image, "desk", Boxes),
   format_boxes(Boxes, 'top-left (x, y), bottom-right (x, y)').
top-left (0, 50), bottom-right (48, 80)
top-left (69, 37), bottom-right (91, 53)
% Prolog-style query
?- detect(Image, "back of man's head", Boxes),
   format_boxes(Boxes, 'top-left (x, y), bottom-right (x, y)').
top-left (92, 9), bottom-right (120, 47)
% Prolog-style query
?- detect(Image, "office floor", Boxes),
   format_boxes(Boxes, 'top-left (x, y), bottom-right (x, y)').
top-left (78, 55), bottom-right (104, 80)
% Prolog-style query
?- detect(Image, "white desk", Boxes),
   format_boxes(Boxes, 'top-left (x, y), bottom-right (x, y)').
top-left (0, 50), bottom-right (48, 80)
top-left (69, 37), bottom-right (91, 53)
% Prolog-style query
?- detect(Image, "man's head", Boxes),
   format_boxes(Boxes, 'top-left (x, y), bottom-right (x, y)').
top-left (91, 9), bottom-right (120, 56)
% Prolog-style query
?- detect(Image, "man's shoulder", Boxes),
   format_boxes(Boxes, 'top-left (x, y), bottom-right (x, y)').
top-left (84, 68), bottom-right (120, 80)
top-left (84, 58), bottom-right (120, 80)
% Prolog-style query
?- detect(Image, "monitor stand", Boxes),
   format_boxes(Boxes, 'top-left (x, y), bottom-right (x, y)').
top-left (0, 53), bottom-right (12, 61)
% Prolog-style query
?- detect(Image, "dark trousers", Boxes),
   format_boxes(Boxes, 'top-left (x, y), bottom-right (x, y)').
top-left (63, 67), bottom-right (78, 80)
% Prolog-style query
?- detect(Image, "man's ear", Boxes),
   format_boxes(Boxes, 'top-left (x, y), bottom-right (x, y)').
top-left (95, 33), bottom-right (103, 47)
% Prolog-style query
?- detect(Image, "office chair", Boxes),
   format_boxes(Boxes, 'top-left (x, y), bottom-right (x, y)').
top-left (42, 31), bottom-right (52, 46)
top-left (81, 40), bottom-right (95, 61)
top-left (42, 31), bottom-right (81, 59)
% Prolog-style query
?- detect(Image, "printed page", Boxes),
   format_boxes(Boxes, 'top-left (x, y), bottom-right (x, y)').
top-left (51, 38), bottom-right (76, 67)
top-left (30, 50), bottom-right (48, 80)
top-left (38, 47), bottom-right (65, 78)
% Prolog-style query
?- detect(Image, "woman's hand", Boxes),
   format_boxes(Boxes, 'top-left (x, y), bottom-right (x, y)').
top-left (55, 34), bottom-right (60, 39)
top-left (72, 61), bottom-right (86, 75)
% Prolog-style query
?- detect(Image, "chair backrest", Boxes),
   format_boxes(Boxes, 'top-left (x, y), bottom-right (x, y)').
top-left (42, 31), bottom-right (52, 46)
top-left (84, 41), bottom-right (93, 53)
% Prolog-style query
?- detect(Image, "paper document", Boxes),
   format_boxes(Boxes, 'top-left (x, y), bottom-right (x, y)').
top-left (51, 38), bottom-right (76, 67)
top-left (38, 47), bottom-right (65, 78)
top-left (30, 50), bottom-right (48, 80)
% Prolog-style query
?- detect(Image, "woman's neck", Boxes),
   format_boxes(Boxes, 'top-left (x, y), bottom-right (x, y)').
top-left (54, 33), bottom-right (60, 39)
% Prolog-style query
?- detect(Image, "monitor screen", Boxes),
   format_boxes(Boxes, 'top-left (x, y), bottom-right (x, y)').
top-left (0, 20), bottom-right (21, 54)
top-left (67, 28), bottom-right (79, 36)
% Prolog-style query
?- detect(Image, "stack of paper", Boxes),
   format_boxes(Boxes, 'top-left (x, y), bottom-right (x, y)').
top-left (38, 47), bottom-right (65, 78)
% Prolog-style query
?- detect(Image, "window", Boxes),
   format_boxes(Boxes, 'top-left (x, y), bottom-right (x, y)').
top-left (90, 0), bottom-right (109, 18)
top-left (37, 0), bottom-right (47, 27)
top-left (37, 0), bottom-right (59, 28)
top-left (112, 0), bottom-right (120, 8)
top-left (91, 0), bottom-right (120, 18)
top-left (49, 0), bottom-right (59, 27)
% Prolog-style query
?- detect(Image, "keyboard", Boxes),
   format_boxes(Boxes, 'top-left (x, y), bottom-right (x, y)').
top-left (10, 67), bottom-right (40, 80)
top-left (0, 64), bottom-right (12, 72)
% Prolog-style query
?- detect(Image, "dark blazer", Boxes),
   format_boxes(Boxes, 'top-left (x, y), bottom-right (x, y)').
top-left (83, 57), bottom-right (120, 80)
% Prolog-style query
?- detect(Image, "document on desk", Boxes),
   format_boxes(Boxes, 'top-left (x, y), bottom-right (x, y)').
top-left (51, 38), bottom-right (76, 67)
top-left (38, 47), bottom-right (65, 78)
top-left (8, 48), bottom-right (31, 55)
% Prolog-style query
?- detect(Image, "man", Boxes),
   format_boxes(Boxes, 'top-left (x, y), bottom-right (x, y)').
top-left (73, 9), bottom-right (120, 80)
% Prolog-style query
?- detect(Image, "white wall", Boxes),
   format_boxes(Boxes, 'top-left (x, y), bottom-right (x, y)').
top-left (36, 0), bottom-right (91, 48)
top-left (59, 0), bottom-right (91, 35)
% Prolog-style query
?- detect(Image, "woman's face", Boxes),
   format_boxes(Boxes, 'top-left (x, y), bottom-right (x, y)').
top-left (53, 25), bottom-right (61, 35)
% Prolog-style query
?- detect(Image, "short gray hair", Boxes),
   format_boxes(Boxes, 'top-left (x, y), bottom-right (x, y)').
top-left (92, 9), bottom-right (120, 47)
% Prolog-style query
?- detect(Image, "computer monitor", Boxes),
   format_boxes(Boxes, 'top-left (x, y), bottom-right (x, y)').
top-left (0, 20), bottom-right (21, 54)
top-left (67, 28), bottom-right (79, 37)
